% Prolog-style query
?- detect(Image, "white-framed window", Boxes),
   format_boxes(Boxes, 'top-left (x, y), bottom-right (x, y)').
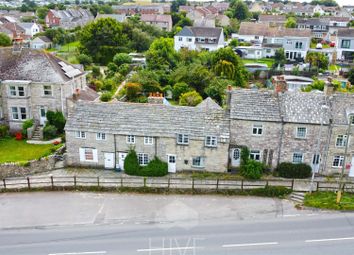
top-left (250, 150), bottom-right (261, 161)
top-left (292, 152), bottom-right (304, 164)
top-left (296, 127), bottom-right (307, 138)
top-left (138, 153), bottom-right (149, 166)
top-left (205, 135), bottom-right (217, 147)
top-left (335, 135), bottom-right (347, 147)
top-left (187, 38), bottom-right (192, 42)
top-left (332, 155), bottom-right (344, 168)
top-left (144, 136), bottom-right (154, 145)
top-left (233, 148), bottom-right (240, 160)
top-left (9, 85), bottom-right (25, 97)
top-left (177, 133), bottom-right (189, 145)
top-left (126, 135), bottom-right (135, 144)
top-left (96, 132), bottom-right (106, 140)
top-left (341, 39), bottom-right (350, 49)
top-left (252, 124), bottom-right (263, 135)
top-left (43, 85), bottom-right (52, 96)
top-left (75, 131), bottom-right (86, 139)
top-left (79, 147), bottom-right (98, 162)
top-left (178, 37), bottom-right (183, 41)
top-left (350, 115), bottom-right (354, 124)
top-left (11, 107), bottom-right (27, 120)
top-left (192, 156), bottom-right (205, 168)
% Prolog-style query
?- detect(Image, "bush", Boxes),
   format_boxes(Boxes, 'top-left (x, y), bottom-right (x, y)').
top-left (0, 124), bottom-right (9, 138)
top-left (124, 150), bottom-right (140, 175)
top-left (46, 110), bottom-right (66, 134)
top-left (240, 159), bottom-right (263, 180)
top-left (126, 82), bottom-right (142, 100)
top-left (92, 66), bottom-right (101, 78)
top-left (249, 186), bottom-right (292, 198)
top-left (141, 157), bottom-right (168, 177)
top-left (100, 92), bottom-right (112, 102)
top-left (22, 119), bottom-right (34, 136)
top-left (101, 78), bottom-right (116, 92)
top-left (77, 54), bottom-right (93, 66)
top-left (43, 125), bottom-right (57, 140)
top-left (179, 91), bottom-right (203, 106)
top-left (113, 53), bottom-right (132, 67)
top-left (172, 82), bottom-right (191, 100)
top-left (276, 162), bottom-right (312, 179)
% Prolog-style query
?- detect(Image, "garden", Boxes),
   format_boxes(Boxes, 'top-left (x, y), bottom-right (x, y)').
top-left (304, 192), bottom-right (354, 211)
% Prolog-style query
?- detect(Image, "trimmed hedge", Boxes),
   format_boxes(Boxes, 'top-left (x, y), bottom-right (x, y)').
top-left (124, 150), bottom-right (168, 177)
top-left (249, 186), bottom-right (292, 198)
top-left (43, 125), bottom-right (57, 140)
top-left (276, 162), bottom-right (312, 179)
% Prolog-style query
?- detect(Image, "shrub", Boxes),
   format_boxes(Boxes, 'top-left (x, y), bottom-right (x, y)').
top-left (100, 92), bottom-right (112, 102)
top-left (179, 91), bottom-right (203, 106)
top-left (141, 157), bottom-right (168, 177)
top-left (172, 82), bottom-right (191, 100)
top-left (46, 111), bottom-right (66, 134)
top-left (113, 53), bottom-right (132, 67)
top-left (124, 149), bottom-right (140, 175)
top-left (276, 162), bottom-right (312, 179)
top-left (118, 63), bottom-right (130, 76)
top-left (92, 66), bottom-right (101, 78)
top-left (240, 147), bottom-right (250, 166)
top-left (77, 54), bottom-right (93, 66)
top-left (22, 119), bottom-right (34, 136)
top-left (0, 124), bottom-right (9, 138)
top-left (240, 159), bottom-right (263, 180)
top-left (126, 82), bottom-right (142, 100)
top-left (15, 132), bottom-right (23, 140)
top-left (249, 186), bottom-right (292, 198)
top-left (43, 125), bottom-right (57, 140)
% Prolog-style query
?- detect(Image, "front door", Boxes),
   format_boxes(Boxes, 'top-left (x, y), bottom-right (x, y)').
top-left (349, 156), bottom-right (354, 178)
top-left (104, 152), bottom-right (115, 169)
top-left (167, 154), bottom-right (176, 173)
top-left (230, 148), bottom-right (241, 167)
top-left (311, 154), bottom-right (321, 173)
top-left (39, 107), bottom-right (47, 126)
top-left (118, 152), bottom-right (127, 170)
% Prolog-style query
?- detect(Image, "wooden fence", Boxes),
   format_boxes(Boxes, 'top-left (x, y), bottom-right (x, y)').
top-left (1, 176), bottom-right (354, 193)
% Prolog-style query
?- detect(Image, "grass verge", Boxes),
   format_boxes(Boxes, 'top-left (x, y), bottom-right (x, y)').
top-left (304, 191), bottom-right (354, 210)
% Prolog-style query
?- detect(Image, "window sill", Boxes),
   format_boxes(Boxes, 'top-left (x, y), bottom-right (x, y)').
top-left (205, 145), bottom-right (217, 148)
top-left (177, 143), bottom-right (189, 146)
top-left (192, 165), bottom-right (205, 169)
top-left (295, 137), bottom-right (307, 140)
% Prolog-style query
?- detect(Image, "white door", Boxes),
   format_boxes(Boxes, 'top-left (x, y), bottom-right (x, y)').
top-left (311, 154), bottom-right (321, 173)
top-left (39, 107), bottom-right (47, 126)
top-left (349, 157), bottom-right (354, 178)
top-left (118, 152), bottom-right (128, 170)
top-left (104, 153), bottom-right (115, 169)
top-left (230, 148), bottom-right (241, 167)
top-left (167, 154), bottom-right (176, 173)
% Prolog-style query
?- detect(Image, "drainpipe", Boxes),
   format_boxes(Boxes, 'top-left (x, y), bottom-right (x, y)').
top-left (277, 119), bottom-right (284, 167)
top-left (114, 134), bottom-right (117, 170)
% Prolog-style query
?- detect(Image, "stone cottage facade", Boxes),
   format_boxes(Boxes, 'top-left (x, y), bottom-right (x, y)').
top-left (0, 48), bottom-right (91, 131)
top-left (65, 98), bottom-right (230, 173)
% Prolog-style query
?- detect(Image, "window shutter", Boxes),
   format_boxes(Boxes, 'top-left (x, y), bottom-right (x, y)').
top-left (92, 149), bottom-right (98, 163)
top-left (79, 148), bottom-right (85, 162)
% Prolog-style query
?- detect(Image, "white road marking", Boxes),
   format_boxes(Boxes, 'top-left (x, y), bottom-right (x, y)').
top-left (305, 237), bottom-right (354, 243)
top-left (137, 246), bottom-right (200, 252)
top-left (283, 214), bottom-right (301, 217)
top-left (48, 251), bottom-right (107, 255)
top-left (222, 242), bottom-right (279, 248)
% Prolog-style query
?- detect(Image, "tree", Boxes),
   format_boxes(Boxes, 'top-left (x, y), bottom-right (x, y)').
top-left (36, 6), bottom-right (48, 20)
top-left (204, 78), bottom-right (232, 105)
top-left (129, 70), bottom-right (161, 93)
top-left (229, 39), bottom-right (239, 48)
top-left (305, 52), bottom-right (329, 70)
top-left (125, 82), bottom-right (142, 101)
top-left (179, 91), bottom-right (203, 106)
top-left (285, 17), bottom-right (297, 28)
top-left (171, 0), bottom-right (187, 13)
top-left (172, 82), bottom-right (191, 100)
top-left (0, 33), bottom-right (11, 46)
top-left (77, 54), bottom-right (93, 67)
top-left (113, 53), bottom-right (132, 67)
top-left (274, 48), bottom-right (286, 67)
top-left (348, 68), bottom-right (354, 85)
top-left (146, 38), bottom-right (178, 70)
top-left (229, 0), bottom-right (250, 21)
top-left (79, 18), bottom-right (127, 64)
top-left (310, 0), bottom-right (338, 6)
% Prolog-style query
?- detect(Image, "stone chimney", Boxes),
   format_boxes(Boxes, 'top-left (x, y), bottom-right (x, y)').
top-left (148, 92), bottom-right (164, 104)
top-left (273, 75), bottom-right (288, 94)
top-left (324, 77), bottom-right (334, 96)
top-left (225, 85), bottom-right (233, 116)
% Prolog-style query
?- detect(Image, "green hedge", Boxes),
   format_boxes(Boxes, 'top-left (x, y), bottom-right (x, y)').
top-left (43, 125), bottom-right (57, 140)
top-left (276, 162), bottom-right (312, 179)
top-left (249, 186), bottom-right (292, 198)
top-left (0, 124), bottom-right (8, 138)
top-left (22, 119), bottom-right (34, 136)
top-left (240, 159), bottom-right (263, 180)
top-left (124, 150), bottom-right (168, 177)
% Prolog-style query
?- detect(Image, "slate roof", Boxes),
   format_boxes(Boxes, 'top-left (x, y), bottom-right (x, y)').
top-left (140, 14), bottom-right (172, 23)
top-left (196, 97), bottom-right (222, 111)
top-left (176, 26), bottom-right (222, 40)
top-left (239, 22), bottom-right (311, 37)
top-left (329, 94), bottom-right (354, 125)
top-left (0, 48), bottom-right (84, 83)
top-left (337, 28), bottom-right (354, 38)
top-left (229, 89), bottom-right (330, 124)
top-left (258, 14), bottom-right (286, 23)
top-left (35, 36), bottom-right (52, 43)
top-left (297, 18), bottom-right (329, 26)
top-left (65, 101), bottom-right (230, 139)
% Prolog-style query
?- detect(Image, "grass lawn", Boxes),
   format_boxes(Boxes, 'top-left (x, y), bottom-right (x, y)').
top-left (242, 58), bottom-right (275, 68)
top-left (329, 64), bottom-right (340, 72)
top-left (58, 41), bottom-right (80, 53)
top-left (304, 191), bottom-right (354, 210)
top-left (0, 138), bottom-right (60, 164)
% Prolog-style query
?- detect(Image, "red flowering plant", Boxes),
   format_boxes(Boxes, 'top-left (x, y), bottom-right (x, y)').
top-left (53, 140), bottom-right (60, 145)
top-left (15, 132), bottom-right (23, 140)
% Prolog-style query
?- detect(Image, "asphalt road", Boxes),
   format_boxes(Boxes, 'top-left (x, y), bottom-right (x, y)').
top-left (0, 192), bottom-right (354, 255)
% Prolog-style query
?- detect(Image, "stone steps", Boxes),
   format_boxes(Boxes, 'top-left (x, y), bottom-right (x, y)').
top-left (31, 126), bottom-right (42, 141)
top-left (290, 192), bottom-right (306, 204)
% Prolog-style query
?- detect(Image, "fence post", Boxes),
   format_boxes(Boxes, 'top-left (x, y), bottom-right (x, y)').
top-left (343, 183), bottom-right (346, 192)
top-left (192, 178), bottom-right (195, 191)
top-left (316, 181), bottom-right (319, 191)
top-left (97, 176), bottom-right (100, 187)
top-left (216, 178), bottom-right (219, 191)
top-left (27, 177), bottom-right (31, 190)
top-left (291, 179), bottom-right (295, 190)
top-left (2, 179), bottom-right (6, 190)
top-left (241, 179), bottom-right (244, 191)
top-left (266, 180), bottom-right (269, 187)
top-left (50, 176), bottom-right (54, 190)
top-left (74, 176), bottom-right (77, 188)
top-left (168, 178), bottom-right (170, 189)
top-left (120, 176), bottom-right (123, 187)
top-left (144, 177), bottom-right (147, 188)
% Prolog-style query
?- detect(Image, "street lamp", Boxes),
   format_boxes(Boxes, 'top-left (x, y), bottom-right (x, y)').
top-left (336, 113), bottom-right (354, 204)
top-left (310, 104), bottom-right (329, 193)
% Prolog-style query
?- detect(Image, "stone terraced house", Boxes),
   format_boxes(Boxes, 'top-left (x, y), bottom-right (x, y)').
top-left (65, 85), bottom-right (354, 176)
top-left (65, 97), bottom-right (230, 173)
top-left (0, 47), bottom-right (96, 132)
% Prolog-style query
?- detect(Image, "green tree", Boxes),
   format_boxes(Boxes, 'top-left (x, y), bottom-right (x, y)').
top-left (146, 38), bottom-right (178, 70)
top-left (113, 53), bottom-right (132, 67)
top-left (348, 68), bottom-right (354, 85)
top-left (79, 18), bottom-right (127, 64)
top-left (204, 78), bottom-right (232, 105)
top-left (229, 0), bottom-right (250, 21)
top-left (0, 33), bottom-right (11, 46)
top-left (305, 52), bottom-right (329, 70)
top-left (179, 91), bottom-right (203, 106)
top-left (77, 54), bottom-right (93, 67)
top-left (285, 17), bottom-right (297, 28)
top-left (125, 82), bottom-right (142, 101)
top-left (129, 70), bottom-right (161, 93)
top-left (274, 48), bottom-right (286, 67)
top-left (172, 82), bottom-right (191, 100)
top-left (36, 6), bottom-right (48, 19)
top-left (171, 0), bottom-right (187, 13)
